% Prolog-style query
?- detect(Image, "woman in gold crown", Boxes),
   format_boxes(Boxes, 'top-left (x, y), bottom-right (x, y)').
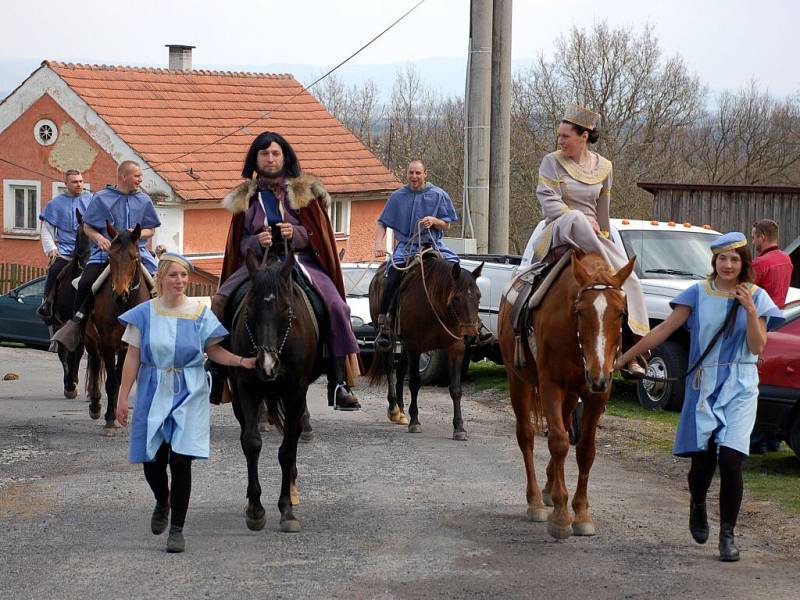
top-left (521, 103), bottom-right (649, 373)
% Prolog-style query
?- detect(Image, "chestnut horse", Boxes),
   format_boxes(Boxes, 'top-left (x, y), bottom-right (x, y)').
top-left (368, 256), bottom-right (483, 440)
top-left (85, 223), bottom-right (150, 433)
top-left (498, 251), bottom-right (635, 539)
top-left (50, 210), bottom-right (91, 399)
top-left (229, 249), bottom-right (320, 533)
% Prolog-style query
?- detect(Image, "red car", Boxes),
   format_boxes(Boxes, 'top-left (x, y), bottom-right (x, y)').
top-left (754, 300), bottom-right (800, 458)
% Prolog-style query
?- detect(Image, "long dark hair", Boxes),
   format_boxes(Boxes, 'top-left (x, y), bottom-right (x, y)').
top-left (241, 131), bottom-right (301, 179)
top-left (710, 245), bottom-right (755, 284)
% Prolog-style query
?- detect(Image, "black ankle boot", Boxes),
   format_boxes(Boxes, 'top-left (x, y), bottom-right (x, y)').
top-left (151, 501), bottom-right (170, 535)
top-left (166, 525), bottom-right (185, 553)
top-left (374, 314), bottom-right (392, 351)
top-left (719, 523), bottom-right (740, 562)
top-left (689, 501), bottom-right (709, 544)
top-left (327, 356), bottom-right (360, 411)
top-left (36, 300), bottom-right (53, 320)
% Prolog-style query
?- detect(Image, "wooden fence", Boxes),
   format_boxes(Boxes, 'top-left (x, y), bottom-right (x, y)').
top-left (0, 263), bottom-right (47, 294)
top-left (1, 263), bottom-right (218, 297)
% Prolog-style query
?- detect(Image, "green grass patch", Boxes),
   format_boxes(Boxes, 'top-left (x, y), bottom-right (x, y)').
top-left (467, 360), bottom-right (508, 394)
top-left (743, 450), bottom-right (800, 514)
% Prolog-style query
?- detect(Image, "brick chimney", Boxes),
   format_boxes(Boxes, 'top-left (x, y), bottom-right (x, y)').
top-left (166, 44), bottom-right (195, 71)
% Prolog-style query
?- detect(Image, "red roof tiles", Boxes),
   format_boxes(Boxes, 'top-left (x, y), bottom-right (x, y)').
top-left (46, 61), bottom-right (399, 201)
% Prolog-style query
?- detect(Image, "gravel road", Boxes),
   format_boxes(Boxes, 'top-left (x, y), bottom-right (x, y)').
top-left (1, 346), bottom-right (798, 599)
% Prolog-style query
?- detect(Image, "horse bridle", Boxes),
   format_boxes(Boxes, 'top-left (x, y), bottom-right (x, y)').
top-left (243, 303), bottom-right (295, 358)
top-left (574, 283), bottom-right (625, 382)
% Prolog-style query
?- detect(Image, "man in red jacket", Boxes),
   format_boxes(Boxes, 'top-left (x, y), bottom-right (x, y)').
top-left (751, 219), bottom-right (793, 308)
top-left (750, 219), bottom-right (794, 453)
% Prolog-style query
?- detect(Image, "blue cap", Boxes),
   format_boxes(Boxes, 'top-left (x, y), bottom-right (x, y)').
top-left (158, 252), bottom-right (194, 272)
top-left (710, 231), bottom-right (747, 255)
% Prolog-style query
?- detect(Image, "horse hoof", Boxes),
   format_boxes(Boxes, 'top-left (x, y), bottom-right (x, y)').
top-left (300, 430), bottom-right (314, 443)
top-left (280, 519), bottom-right (301, 533)
top-left (527, 506), bottom-right (549, 522)
top-left (64, 388), bottom-right (78, 399)
top-left (245, 515), bottom-right (266, 531)
top-left (572, 521), bottom-right (596, 536)
top-left (408, 423), bottom-right (422, 434)
top-left (453, 430), bottom-right (468, 441)
top-left (547, 520), bottom-right (573, 540)
top-left (388, 408), bottom-right (401, 423)
top-left (542, 491), bottom-right (554, 507)
top-left (102, 427), bottom-right (116, 438)
top-left (89, 407), bottom-right (101, 420)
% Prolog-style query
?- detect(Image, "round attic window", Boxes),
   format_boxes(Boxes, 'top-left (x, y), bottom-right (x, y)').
top-left (34, 119), bottom-right (58, 146)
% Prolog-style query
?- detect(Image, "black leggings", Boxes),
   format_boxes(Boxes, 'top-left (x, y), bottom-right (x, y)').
top-left (142, 443), bottom-right (194, 529)
top-left (74, 262), bottom-right (107, 313)
top-left (687, 440), bottom-right (745, 527)
top-left (44, 257), bottom-right (69, 296)
top-left (379, 264), bottom-right (404, 315)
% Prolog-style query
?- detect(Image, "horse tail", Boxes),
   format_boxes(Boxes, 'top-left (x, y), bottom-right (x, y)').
top-left (83, 353), bottom-right (106, 397)
top-left (264, 396), bottom-right (285, 433)
top-left (366, 348), bottom-right (389, 385)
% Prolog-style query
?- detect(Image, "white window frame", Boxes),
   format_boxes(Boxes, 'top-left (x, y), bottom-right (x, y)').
top-left (329, 197), bottom-right (351, 236)
top-left (3, 179), bottom-right (42, 237)
top-left (51, 182), bottom-right (91, 199)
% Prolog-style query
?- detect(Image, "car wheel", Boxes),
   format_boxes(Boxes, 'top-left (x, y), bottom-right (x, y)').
top-left (419, 349), bottom-right (449, 386)
top-left (789, 414), bottom-right (800, 459)
top-left (636, 341), bottom-right (688, 411)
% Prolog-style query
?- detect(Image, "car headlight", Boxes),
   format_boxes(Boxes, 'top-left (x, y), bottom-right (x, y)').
top-left (350, 315), bottom-right (365, 328)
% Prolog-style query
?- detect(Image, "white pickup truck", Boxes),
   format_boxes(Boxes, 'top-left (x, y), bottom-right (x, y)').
top-left (346, 220), bottom-right (798, 406)
top-left (458, 219), bottom-right (799, 410)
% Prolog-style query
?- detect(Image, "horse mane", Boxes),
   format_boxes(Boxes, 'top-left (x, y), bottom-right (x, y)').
top-left (404, 256), bottom-right (468, 308)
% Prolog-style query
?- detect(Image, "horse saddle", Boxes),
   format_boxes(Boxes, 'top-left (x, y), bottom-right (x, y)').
top-left (503, 246), bottom-right (573, 367)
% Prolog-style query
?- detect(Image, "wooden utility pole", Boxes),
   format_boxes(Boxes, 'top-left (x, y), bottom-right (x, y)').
top-left (466, 0), bottom-right (493, 253)
top-left (489, 0), bottom-right (512, 254)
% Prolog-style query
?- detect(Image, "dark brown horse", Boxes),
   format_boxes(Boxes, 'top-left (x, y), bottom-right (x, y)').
top-left (84, 223), bottom-right (149, 433)
top-left (498, 251), bottom-right (634, 539)
top-left (50, 210), bottom-right (91, 399)
top-left (368, 256), bottom-right (483, 440)
top-left (229, 249), bottom-right (320, 533)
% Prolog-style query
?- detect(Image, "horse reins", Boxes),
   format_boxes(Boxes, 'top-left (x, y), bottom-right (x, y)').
top-left (621, 299), bottom-right (742, 384)
top-left (574, 283), bottom-right (625, 380)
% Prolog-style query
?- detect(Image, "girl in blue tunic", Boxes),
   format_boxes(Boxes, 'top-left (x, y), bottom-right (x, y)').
top-left (116, 253), bottom-right (256, 553)
top-left (616, 232), bottom-right (784, 562)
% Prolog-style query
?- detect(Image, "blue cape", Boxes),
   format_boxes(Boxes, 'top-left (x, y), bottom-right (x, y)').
top-left (39, 191), bottom-right (92, 256)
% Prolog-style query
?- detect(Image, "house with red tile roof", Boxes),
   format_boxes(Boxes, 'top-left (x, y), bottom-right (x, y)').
top-left (0, 47), bottom-right (399, 281)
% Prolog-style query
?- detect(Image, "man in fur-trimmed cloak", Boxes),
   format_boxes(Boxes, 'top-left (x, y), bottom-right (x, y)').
top-left (210, 131), bottom-right (360, 410)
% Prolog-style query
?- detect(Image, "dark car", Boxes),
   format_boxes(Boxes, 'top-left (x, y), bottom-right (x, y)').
top-left (754, 300), bottom-right (800, 458)
top-left (0, 276), bottom-right (51, 350)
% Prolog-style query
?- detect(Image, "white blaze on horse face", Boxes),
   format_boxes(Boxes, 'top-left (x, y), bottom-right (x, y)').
top-left (592, 294), bottom-right (609, 372)
top-left (261, 351), bottom-right (277, 377)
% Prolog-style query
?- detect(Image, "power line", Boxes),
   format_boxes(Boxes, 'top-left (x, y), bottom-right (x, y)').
top-left (143, 0), bottom-right (428, 172)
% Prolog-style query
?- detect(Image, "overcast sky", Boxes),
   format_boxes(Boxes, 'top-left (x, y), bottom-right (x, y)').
top-left (2, 0), bottom-right (798, 99)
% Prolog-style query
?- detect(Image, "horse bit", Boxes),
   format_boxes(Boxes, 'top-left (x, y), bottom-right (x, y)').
top-left (243, 304), bottom-right (295, 358)
top-left (574, 283), bottom-right (625, 377)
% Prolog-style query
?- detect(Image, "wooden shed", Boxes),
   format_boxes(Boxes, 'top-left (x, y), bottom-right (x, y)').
top-left (638, 182), bottom-right (800, 287)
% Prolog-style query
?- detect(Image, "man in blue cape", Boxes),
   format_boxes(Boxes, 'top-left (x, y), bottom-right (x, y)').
top-left (372, 159), bottom-right (458, 349)
top-left (36, 169), bottom-right (92, 320)
top-left (53, 160), bottom-right (160, 350)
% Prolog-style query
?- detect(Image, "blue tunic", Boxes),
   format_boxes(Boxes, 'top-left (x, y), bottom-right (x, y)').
top-left (671, 281), bottom-right (784, 456)
top-left (38, 192), bottom-right (92, 257)
top-left (82, 186), bottom-right (161, 273)
top-left (119, 299), bottom-right (227, 463)
top-left (378, 183), bottom-right (459, 264)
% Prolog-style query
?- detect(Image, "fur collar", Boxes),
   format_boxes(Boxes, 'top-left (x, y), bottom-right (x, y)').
top-left (222, 173), bottom-right (331, 214)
